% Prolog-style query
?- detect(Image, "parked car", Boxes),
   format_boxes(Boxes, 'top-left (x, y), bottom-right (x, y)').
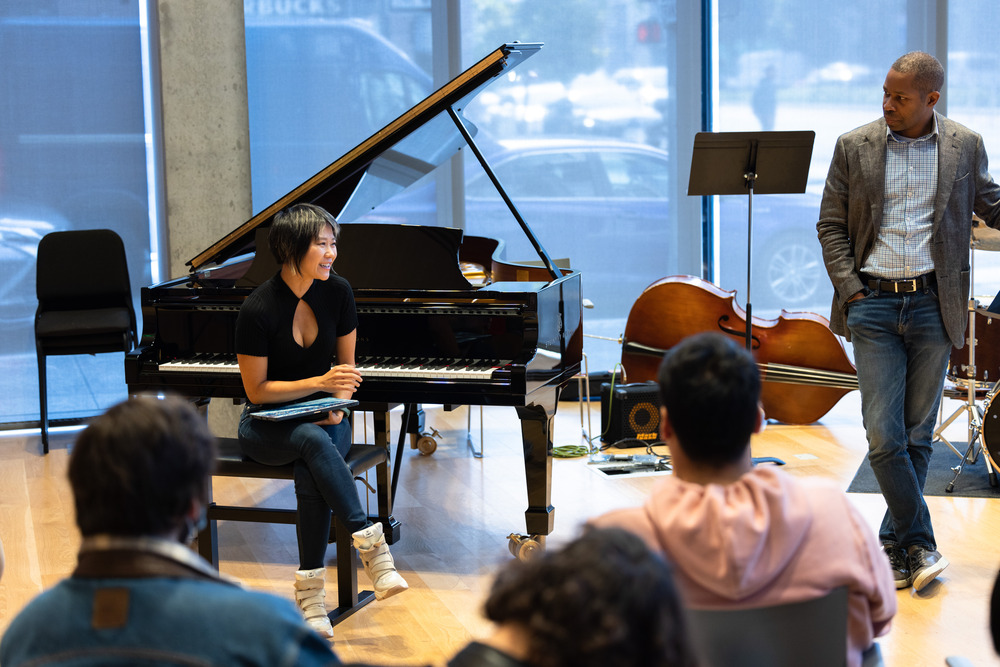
top-left (359, 137), bottom-right (827, 315)
top-left (469, 67), bottom-right (668, 145)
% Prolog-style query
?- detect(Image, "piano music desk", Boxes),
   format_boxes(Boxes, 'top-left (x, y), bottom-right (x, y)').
top-left (197, 437), bottom-right (398, 625)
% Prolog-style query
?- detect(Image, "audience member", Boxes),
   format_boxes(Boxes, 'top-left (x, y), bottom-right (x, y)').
top-left (992, 566), bottom-right (1000, 655)
top-left (236, 202), bottom-right (406, 638)
top-left (0, 395), bottom-right (340, 666)
top-left (447, 527), bottom-right (696, 667)
top-left (817, 50), bottom-right (1000, 592)
top-left (589, 332), bottom-right (897, 667)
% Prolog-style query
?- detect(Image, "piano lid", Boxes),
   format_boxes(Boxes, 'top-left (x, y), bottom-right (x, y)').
top-left (188, 41), bottom-right (544, 272)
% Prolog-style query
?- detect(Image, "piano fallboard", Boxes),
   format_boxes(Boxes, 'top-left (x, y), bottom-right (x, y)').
top-left (126, 272), bottom-right (581, 406)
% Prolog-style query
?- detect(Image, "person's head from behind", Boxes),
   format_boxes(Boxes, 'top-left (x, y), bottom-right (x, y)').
top-left (657, 332), bottom-right (762, 468)
top-left (483, 527), bottom-right (695, 667)
top-left (269, 203), bottom-right (340, 277)
top-left (992, 567), bottom-right (1000, 655)
top-left (69, 395), bottom-right (216, 541)
top-left (883, 51), bottom-right (942, 139)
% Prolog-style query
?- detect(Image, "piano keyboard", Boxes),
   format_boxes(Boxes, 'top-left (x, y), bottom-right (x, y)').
top-left (355, 357), bottom-right (510, 381)
top-left (158, 355), bottom-right (510, 382)
top-left (159, 354), bottom-right (241, 374)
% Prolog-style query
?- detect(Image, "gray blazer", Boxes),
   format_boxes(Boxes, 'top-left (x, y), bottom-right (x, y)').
top-left (817, 112), bottom-right (1000, 348)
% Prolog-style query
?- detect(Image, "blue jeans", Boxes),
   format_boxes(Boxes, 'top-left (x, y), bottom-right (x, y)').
top-left (846, 287), bottom-right (951, 550)
top-left (239, 409), bottom-right (369, 570)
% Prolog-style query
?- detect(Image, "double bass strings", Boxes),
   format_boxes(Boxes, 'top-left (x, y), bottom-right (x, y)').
top-left (758, 362), bottom-right (859, 389)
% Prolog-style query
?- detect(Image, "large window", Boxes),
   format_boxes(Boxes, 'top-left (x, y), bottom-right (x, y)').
top-left (948, 2), bottom-right (1000, 306)
top-left (242, 0), bottom-right (685, 375)
top-left (5, 1), bottom-right (997, 427)
top-left (457, 0), bottom-right (684, 374)
top-left (0, 1), bottom-right (151, 426)
top-left (710, 1), bottom-right (1000, 341)
top-left (713, 2), bottom-right (909, 320)
top-left (239, 1), bottom-right (996, 376)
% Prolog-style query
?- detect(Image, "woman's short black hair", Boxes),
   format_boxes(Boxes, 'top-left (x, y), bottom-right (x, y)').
top-left (483, 527), bottom-right (696, 667)
top-left (269, 203), bottom-right (340, 274)
top-left (68, 395), bottom-right (216, 537)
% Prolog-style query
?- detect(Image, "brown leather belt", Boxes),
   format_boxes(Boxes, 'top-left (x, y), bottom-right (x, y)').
top-left (863, 273), bottom-right (935, 293)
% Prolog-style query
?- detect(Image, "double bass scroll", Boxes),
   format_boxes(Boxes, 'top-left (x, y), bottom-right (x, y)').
top-left (620, 275), bottom-right (858, 425)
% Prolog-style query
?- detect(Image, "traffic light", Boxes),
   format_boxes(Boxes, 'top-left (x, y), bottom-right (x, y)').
top-left (637, 18), bottom-right (662, 44)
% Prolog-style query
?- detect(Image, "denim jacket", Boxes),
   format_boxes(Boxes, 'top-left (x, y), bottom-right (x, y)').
top-left (0, 535), bottom-right (339, 667)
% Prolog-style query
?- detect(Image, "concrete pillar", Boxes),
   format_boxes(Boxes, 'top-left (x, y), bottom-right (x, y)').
top-left (154, 0), bottom-right (251, 434)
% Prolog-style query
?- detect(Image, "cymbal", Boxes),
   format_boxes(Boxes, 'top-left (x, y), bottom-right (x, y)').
top-left (973, 220), bottom-right (1000, 250)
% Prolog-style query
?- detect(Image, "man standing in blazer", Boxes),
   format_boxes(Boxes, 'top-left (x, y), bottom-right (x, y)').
top-left (818, 51), bottom-right (1000, 592)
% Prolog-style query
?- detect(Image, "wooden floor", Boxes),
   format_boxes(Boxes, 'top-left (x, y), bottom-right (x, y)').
top-left (3, 391), bottom-right (1000, 666)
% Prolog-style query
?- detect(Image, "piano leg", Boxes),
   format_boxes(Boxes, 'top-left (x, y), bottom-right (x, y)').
top-left (363, 404), bottom-right (401, 545)
top-left (387, 404), bottom-right (414, 503)
top-left (514, 386), bottom-right (559, 537)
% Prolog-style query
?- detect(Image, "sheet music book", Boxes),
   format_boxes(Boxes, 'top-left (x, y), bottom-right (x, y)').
top-left (249, 397), bottom-right (359, 422)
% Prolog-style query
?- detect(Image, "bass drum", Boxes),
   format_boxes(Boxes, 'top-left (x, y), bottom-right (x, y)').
top-left (981, 392), bottom-right (1000, 474)
top-left (948, 309), bottom-right (1000, 382)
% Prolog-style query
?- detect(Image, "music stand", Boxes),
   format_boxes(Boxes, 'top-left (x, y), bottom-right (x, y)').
top-left (688, 131), bottom-right (815, 349)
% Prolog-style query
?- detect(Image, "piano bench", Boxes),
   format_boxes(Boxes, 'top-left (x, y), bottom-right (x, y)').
top-left (197, 436), bottom-right (400, 626)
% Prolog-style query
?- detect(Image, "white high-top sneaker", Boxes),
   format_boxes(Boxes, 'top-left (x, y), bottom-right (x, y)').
top-left (352, 522), bottom-right (409, 600)
top-left (294, 567), bottom-right (334, 638)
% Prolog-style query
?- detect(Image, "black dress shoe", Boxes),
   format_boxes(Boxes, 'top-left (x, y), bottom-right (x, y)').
top-left (907, 545), bottom-right (948, 592)
top-left (883, 544), bottom-right (911, 589)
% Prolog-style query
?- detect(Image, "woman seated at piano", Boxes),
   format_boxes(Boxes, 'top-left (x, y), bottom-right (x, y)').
top-left (235, 202), bottom-right (408, 639)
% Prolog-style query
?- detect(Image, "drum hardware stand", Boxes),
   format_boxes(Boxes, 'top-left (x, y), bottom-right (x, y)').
top-left (935, 301), bottom-right (990, 492)
top-left (935, 237), bottom-right (998, 491)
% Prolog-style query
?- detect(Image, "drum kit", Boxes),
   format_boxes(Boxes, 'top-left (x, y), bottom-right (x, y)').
top-left (935, 219), bottom-right (1000, 491)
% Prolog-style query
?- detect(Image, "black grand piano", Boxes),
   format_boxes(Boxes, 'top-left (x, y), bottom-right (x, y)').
top-left (126, 42), bottom-right (583, 551)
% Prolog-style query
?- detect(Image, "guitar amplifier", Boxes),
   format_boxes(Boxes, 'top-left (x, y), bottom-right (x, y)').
top-left (600, 382), bottom-right (661, 445)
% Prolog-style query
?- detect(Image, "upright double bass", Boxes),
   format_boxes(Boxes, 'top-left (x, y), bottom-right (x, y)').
top-left (620, 275), bottom-right (858, 425)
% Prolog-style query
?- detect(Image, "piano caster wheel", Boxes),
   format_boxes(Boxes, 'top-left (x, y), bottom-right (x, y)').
top-left (507, 533), bottom-right (543, 562)
top-left (410, 427), bottom-right (440, 456)
top-left (416, 434), bottom-right (437, 456)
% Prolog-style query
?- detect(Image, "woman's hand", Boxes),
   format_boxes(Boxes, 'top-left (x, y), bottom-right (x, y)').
top-left (238, 354), bottom-right (363, 405)
top-left (313, 410), bottom-right (347, 426)
top-left (317, 364), bottom-right (363, 394)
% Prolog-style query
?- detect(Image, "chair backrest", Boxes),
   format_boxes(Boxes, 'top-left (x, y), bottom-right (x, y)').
top-left (36, 229), bottom-right (133, 311)
top-left (685, 587), bottom-right (849, 667)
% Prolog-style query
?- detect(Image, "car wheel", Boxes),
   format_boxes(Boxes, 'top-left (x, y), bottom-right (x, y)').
top-left (759, 235), bottom-right (825, 309)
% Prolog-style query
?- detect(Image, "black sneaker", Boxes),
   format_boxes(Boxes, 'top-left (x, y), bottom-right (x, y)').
top-left (883, 544), bottom-right (911, 589)
top-left (907, 545), bottom-right (949, 592)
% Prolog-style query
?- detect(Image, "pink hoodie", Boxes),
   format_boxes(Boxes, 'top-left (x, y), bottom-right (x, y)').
top-left (589, 466), bottom-right (896, 667)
